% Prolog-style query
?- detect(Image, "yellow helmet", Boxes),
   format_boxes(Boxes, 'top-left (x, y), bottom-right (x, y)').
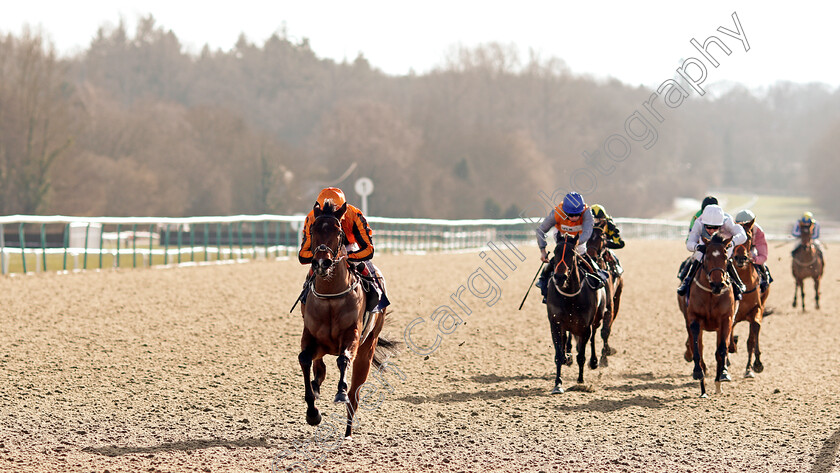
top-left (591, 204), bottom-right (607, 219)
top-left (801, 211), bottom-right (814, 224)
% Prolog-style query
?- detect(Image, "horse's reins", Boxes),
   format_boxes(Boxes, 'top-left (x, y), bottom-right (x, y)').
top-left (553, 241), bottom-right (584, 297)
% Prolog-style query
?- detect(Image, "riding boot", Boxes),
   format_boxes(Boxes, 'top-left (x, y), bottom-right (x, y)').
top-left (579, 255), bottom-right (604, 289)
top-left (677, 259), bottom-right (691, 280)
top-left (754, 263), bottom-right (769, 292)
top-left (677, 259), bottom-right (700, 296)
top-left (536, 260), bottom-right (552, 303)
top-left (727, 260), bottom-right (746, 301)
top-left (607, 249), bottom-right (624, 276)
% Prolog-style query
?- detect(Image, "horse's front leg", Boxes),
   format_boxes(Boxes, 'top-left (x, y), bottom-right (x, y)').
top-left (312, 359), bottom-right (326, 400)
top-left (550, 318), bottom-right (565, 394)
top-left (335, 350), bottom-right (352, 405)
top-left (688, 319), bottom-right (706, 397)
top-left (800, 281), bottom-right (806, 311)
top-left (748, 320), bottom-right (763, 375)
top-left (299, 331), bottom-right (322, 426)
top-left (814, 277), bottom-right (821, 310)
top-left (715, 317), bottom-right (733, 394)
top-left (578, 327), bottom-right (591, 384)
top-left (599, 307), bottom-right (612, 368)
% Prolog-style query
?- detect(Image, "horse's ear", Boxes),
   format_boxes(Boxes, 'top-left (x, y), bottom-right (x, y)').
top-left (742, 221), bottom-right (754, 231)
top-left (335, 202), bottom-right (347, 220)
top-left (313, 203), bottom-right (322, 218)
top-left (701, 235), bottom-right (710, 245)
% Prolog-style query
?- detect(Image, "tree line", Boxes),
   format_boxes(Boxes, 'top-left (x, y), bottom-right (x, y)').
top-left (1, 17), bottom-right (839, 219)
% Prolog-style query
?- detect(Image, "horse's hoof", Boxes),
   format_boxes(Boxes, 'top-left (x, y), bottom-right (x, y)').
top-left (306, 407), bottom-right (322, 426)
top-left (744, 369), bottom-right (755, 379)
top-left (564, 355), bottom-right (573, 366)
top-left (589, 357), bottom-right (599, 370)
top-left (684, 351), bottom-right (692, 363)
top-left (753, 361), bottom-right (764, 373)
top-left (720, 371), bottom-right (732, 382)
top-left (692, 368), bottom-right (704, 380)
top-left (700, 393), bottom-right (708, 399)
top-left (715, 381), bottom-right (722, 395)
top-left (599, 356), bottom-right (609, 368)
top-left (551, 385), bottom-right (565, 395)
top-left (334, 392), bottom-right (349, 404)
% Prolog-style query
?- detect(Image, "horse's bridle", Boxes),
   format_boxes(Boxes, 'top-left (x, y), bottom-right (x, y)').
top-left (310, 215), bottom-right (350, 282)
top-left (552, 237), bottom-right (583, 297)
top-left (698, 243), bottom-right (731, 292)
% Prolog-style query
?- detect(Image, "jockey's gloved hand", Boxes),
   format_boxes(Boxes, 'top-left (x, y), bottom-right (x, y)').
top-left (695, 244), bottom-right (706, 253)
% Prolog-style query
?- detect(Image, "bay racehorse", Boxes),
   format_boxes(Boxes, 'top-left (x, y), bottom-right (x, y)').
top-left (792, 222), bottom-right (824, 310)
top-left (299, 202), bottom-right (398, 437)
top-left (678, 232), bottom-right (735, 397)
top-left (729, 223), bottom-right (769, 378)
top-left (586, 224), bottom-right (623, 367)
top-left (547, 234), bottom-right (607, 394)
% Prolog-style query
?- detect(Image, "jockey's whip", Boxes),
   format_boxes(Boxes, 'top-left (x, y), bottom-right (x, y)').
top-left (518, 261), bottom-right (545, 310)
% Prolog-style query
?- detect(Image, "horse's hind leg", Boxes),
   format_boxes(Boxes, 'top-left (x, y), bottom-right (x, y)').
top-left (590, 322), bottom-right (599, 370)
top-left (299, 332), bottom-right (322, 426)
top-left (345, 326), bottom-right (381, 437)
top-left (792, 279), bottom-right (799, 308)
top-left (800, 281), bottom-right (806, 311)
top-left (312, 359), bottom-right (326, 400)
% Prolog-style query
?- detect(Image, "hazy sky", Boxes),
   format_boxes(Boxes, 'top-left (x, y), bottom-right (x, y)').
top-left (2, 1), bottom-right (837, 90)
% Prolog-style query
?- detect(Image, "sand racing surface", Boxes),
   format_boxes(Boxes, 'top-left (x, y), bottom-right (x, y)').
top-left (1, 239), bottom-right (840, 472)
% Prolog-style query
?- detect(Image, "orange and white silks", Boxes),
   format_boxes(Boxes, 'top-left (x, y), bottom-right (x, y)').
top-left (553, 204), bottom-right (589, 237)
top-left (298, 204), bottom-right (375, 264)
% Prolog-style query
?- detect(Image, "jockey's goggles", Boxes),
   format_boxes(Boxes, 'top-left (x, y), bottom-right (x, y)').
top-left (705, 224), bottom-right (721, 231)
top-left (566, 212), bottom-right (582, 218)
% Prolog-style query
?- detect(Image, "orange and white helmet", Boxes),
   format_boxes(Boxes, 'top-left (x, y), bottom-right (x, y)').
top-left (316, 187), bottom-right (346, 209)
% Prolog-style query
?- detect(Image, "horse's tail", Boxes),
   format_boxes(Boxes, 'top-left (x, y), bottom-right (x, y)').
top-left (373, 335), bottom-right (401, 368)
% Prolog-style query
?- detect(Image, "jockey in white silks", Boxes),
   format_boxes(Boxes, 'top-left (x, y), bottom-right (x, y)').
top-left (678, 204), bottom-right (747, 300)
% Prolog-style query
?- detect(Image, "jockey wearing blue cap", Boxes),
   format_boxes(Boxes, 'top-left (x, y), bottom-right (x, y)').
top-left (534, 192), bottom-right (604, 303)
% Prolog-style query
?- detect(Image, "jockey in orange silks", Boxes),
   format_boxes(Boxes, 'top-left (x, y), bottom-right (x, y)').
top-left (297, 187), bottom-right (388, 314)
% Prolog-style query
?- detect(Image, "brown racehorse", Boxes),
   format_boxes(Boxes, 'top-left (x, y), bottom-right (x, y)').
top-left (792, 223), bottom-right (824, 310)
top-left (678, 232), bottom-right (736, 397)
top-left (547, 234), bottom-right (607, 394)
top-left (586, 224), bottom-right (623, 367)
top-left (729, 223), bottom-right (769, 378)
top-left (299, 202), bottom-right (398, 437)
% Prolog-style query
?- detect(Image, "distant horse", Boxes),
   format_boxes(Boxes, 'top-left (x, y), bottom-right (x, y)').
top-left (586, 224), bottom-right (623, 367)
top-left (299, 202), bottom-right (398, 437)
top-left (547, 234), bottom-right (608, 394)
top-left (729, 223), bottom-right (769, 378)
top-left (678, 232), bottom-right (736, 397)
top-left (792, 223), bottom-right (824, 310)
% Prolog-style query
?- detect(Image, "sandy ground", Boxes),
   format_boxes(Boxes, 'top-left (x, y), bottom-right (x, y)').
top-left (1, 239), bottom-right (839, 473)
